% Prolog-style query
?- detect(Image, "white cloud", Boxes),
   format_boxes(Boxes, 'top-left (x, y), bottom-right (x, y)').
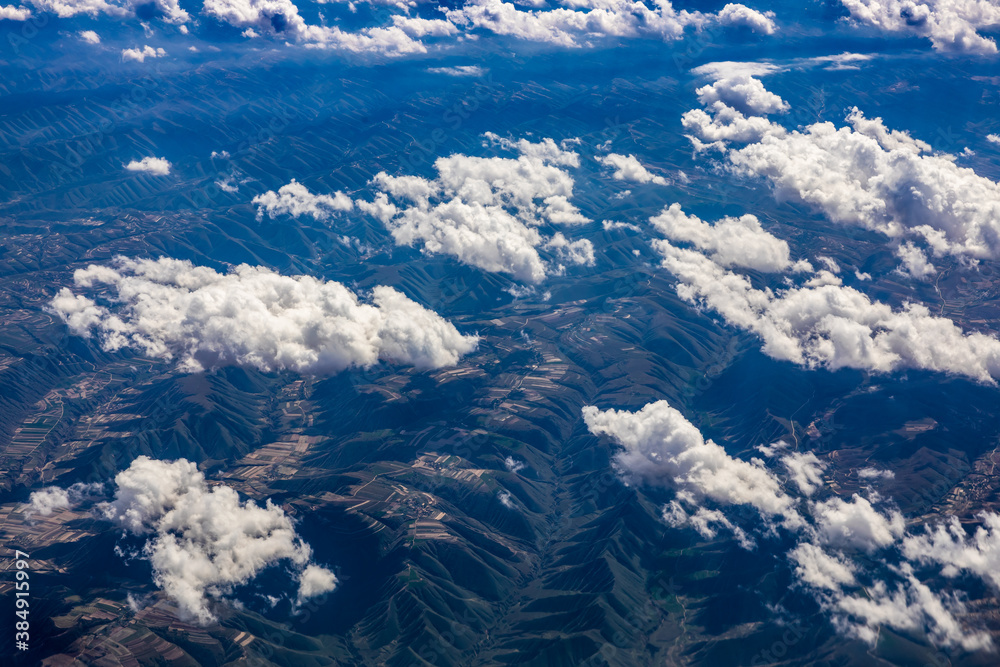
top-left (503, 456), bottom-right (525, 472)
top-left (716, 2), bottom-right (776, 33)
top-left (391, 14), bottom-right (458, 37)
top-left (78, 29), bottom-right (100, 43)
top-left (361, 134), bottom-right (593, 284)
top-left (124, 156), bottom-right (171, 175)
top-left (858, 467), bottom-right (895, 480)
top-left (596, 153), bottom-right (668, 185)
top-left (50, 256), bottom-right (478, 374)
top-left (695, 75), bottom-right (789, 115)
top-left (685, 80), bottom-right (1000, 264)
top-left (253, 180), bottom-right (353, 221)
top-left (811, 494), bottom-right (905, 552)
top-left (27, 487), bottom-right (70, 516)
top-left (788, 542), bottom-right (857, 591)
top-left (427, 65), bottom-right (487, 76)
top-left (895, 241), bottom-right (937, 278)
top-left (840, 0), bottom-right (1000, 54)
top-left (603, 220), bottom-right (640, 232)
top-left (296, 564), bottom-right (338, 606)
top-left (782, 451), bottom-right (826, 496)
top-left (652, 240), bottom-right (1000, 382)
top-left (690, 60), bottom-right (783, 80)
top-left (829, 564), bottom-right (990, 650)
top-left (988, 133), bottom-right (1000, 144)
top-left (23, 0), bottom-right (125, 18)
top-left (665, 502), bottom-right (756, 549)
top-left (23, 0), bottom-right (185, 21)
top-left (101, 456), bottom-right (336, 623)
top-left (650, 203), bottom-right (809, 273)
top-left (0, 4), bottom-right (31, 19)
top-left (903, 512), bottom-right (1000, 590)
top-left (445, 0), bottom-right (776, 48)
top-left (201, 0), bottom-right (428, 55)
top-left (122, 45), bottom-right (166, 62)
top-left (586, 398), bottom-right (995, 650)
top-left (582, 401), bottom-right (802, 526)
top-left (26, 482), bottom-right (104, 516)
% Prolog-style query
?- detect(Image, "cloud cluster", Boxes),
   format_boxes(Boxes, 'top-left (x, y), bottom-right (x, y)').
top-left (683, 77), bottom-right (1000, 266)
top-left (840, 0), bottom-right (1000, 54)
top-left (581, 401), bottom-right (802, 525)
top-left (253, 180), bottom-right (353, 222)
top-left (903, 512), bottom-right (1000, 589)
top-left (652, 217), bottom-right (1000, 383)
top-left (445, 0), bottom-right (776, 48)
top-left (596, 153), bottom-right (668, 185)
top-left (23, 0), bottom-right (127, 19)
top-left (50, 256), bottom-right (478, 374)
top-left (584, 401), bottom-right (995, 650)
top-left (695, 74), bottom-right (789, 115)
top-left (360, 134), bottom-right (594, 284)
top-left (202, 0), bottom-right (433, 55)
top-left (122, 45), bottom-right (167, 62)
top-left (0, 4), bottom-right (30, 19)
top-left (650, 203), bottom-right (810, 273)
top-left (27, 482), bottom-right (103, 517)
top-left (101, 456), bottom-right (336, 623)
top-left (124, 156), bottom-right (171, 175)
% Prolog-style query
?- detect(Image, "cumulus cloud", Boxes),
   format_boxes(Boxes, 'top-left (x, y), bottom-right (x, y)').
top-left (716, 2), bottom-right (776, 33)
top-left (825, 563), bottom-right (990, 649)
top-left (650, 203), bottom-right (810, 273)
top-left (811, 494), bottom-right (904, 552)
top-left (360, 134), bottom-right (593, 284)
top-left (122, 45), bottom-right (166, 62)
top-left (296, 564), bottom-right (338, 606)
top-left (0, 4), bottom-right (31, 19)
top-left (50, 256), bottom-right (478, 374)
top-left (840, 0), bottom-right (1000, 54)
top-left (781, 451), bottom-right (826, 496)
top-left (253, 180), bottom-right (353, 221)
top-left (789, 543), bottom-right (857, 591)
top-left (26, 483), bottom-right (104, 516)
top-left (653, 238), bottom-right (1000, 382)
top-left (124, 156), bottom-right (171, 175)
top-left (391, 14), bottom-right (458, 37)
top-left (896, 241), bottom-right (937, 278)
top-left (445, 0), bottom-right (775, 48)
top-left (695, 75), bottom-right (789, 115)
top-left (23, 0), bottom-right (126, 18)
top-left (903, 512), bottom-right (1000, 590)
top-left (28, 487), bottom-right (71, 516)
top-left (582, 401), bottom-right (802, 525)
top-left (101, 456), bottom-right (336, 623)
top-left (684, 79), bottom-right (1000, 265)
top-left (23, 0), bottom-right (187, 21)
top-left (201, 0), bottom-right (429, 55)
top-left (78, 29), bottom-right (100, 43)
top-left (596, 153), bottom-right (668, 185)
top-left (585, 399), bottom-right (992, 650)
